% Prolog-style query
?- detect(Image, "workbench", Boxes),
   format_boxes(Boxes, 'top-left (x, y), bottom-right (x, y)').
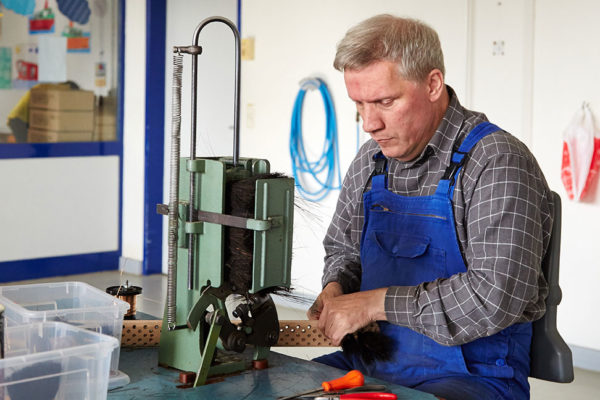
top-left (107, 347), bottom-right (437, 400)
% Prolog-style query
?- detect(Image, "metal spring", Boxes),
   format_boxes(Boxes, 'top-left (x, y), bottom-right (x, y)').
top-left (167, 52), bottom-right (183, 328)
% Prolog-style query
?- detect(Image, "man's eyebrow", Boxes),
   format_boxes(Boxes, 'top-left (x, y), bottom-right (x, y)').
top-left (352, 95), bottom-right (397, 104)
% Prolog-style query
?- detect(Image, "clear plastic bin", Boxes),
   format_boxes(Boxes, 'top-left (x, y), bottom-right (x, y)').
top-left (0, 321), bottom-right (118, 400)
top-left (0, 281), bottom-right (130, 389)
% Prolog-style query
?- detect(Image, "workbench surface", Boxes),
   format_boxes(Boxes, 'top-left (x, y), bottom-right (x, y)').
top-left (108, 347), bottom-right (437, 400)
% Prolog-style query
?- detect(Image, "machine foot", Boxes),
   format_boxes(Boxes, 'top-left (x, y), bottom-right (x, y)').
top-left (252, 359), bottom-right (269, 370)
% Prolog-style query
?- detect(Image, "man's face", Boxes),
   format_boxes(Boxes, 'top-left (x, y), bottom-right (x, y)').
top-left (344, 60), bottom-right (439, 161)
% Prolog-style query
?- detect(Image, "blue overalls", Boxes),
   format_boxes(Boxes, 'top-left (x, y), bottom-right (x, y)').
top-left (314, 123), bottom-right (533, 400)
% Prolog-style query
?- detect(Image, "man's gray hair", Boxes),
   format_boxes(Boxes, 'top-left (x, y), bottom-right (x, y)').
top-left (334, 14), bottom-right (445, 81)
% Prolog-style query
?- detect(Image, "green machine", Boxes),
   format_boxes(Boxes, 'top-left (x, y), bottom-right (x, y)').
top-left (157, 17), bottom-right (294, 386)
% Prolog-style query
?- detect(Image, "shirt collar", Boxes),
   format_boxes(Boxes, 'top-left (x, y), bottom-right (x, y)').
top-left (425, 86), bottom-right (466, 168)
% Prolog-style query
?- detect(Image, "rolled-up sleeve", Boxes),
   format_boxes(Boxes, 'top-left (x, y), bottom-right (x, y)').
top-left (322, 161), bottom-right (364, 294)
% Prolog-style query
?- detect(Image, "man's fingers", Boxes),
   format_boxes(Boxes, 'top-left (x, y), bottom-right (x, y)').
top-left (307, 307), bottom-right (320, 320)
top-left (317, 301), bottom-right (329, 333)
top-left (307, 297), bottom-right (323, 319)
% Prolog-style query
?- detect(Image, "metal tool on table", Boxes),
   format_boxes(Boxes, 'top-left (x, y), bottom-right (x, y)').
top-left (317, 385), bottom-right (389, 395)
top-left (314, 394), bottom-right (397, 400)
top-left (278, 370), bottom-right (366, 400)
top-left (292, 386), bottom-right (391, 399)
top-left (157, 16), bottom-right (294, 386)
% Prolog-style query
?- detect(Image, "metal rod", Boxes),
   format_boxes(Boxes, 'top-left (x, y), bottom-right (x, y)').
top-left (187, 42), bottom-right (199, 291)
top-left (166, 52), bottom-right (183, 328)
top-left (191, 16), bottom-right (241, 165)
top-left (187, 16), bottom-right (242, 292)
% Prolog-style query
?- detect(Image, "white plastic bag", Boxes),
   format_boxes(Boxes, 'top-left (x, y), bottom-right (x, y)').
top-left (561, 103), bottom-right (600, 201)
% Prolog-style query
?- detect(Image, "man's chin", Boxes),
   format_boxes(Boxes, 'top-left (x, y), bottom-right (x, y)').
top-left (378, 146), bottom-right (400, 160)
top-left (379, 147), bottom-right (415, 162)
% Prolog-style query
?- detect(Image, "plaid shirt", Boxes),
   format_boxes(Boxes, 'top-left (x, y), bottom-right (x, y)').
top-left (322, 86), bottom-right (553, 345)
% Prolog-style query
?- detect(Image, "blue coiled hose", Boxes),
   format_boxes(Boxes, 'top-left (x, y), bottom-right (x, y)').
top-left (289, 78), bottom-right (341, 202)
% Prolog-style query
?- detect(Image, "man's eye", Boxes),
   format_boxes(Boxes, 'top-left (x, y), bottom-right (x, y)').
top-left (379, 99), bottom-right (394, 107)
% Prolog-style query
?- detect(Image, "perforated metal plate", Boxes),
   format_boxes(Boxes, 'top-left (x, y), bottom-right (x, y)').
top-left (122, 320), bottom-right (162, 347)
top-left (121, 320), bottom-right (333, 347)
top-left (276, 320), bottom-right (332, 347)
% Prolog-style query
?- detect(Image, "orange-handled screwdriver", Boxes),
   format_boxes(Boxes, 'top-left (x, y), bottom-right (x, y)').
top-left (322, 370), bottom-right (365, 391)
top-left (278, 370), bottom-right (365, 400)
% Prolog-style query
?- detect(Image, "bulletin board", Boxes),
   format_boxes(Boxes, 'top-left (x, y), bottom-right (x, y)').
top-left (0, 0), bottom-right (118, 138)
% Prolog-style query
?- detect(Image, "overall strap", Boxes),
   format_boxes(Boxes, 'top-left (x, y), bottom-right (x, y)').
top-left (369, 151), bottom-right (388, 190)
top-left (436, 121), bottom-right (501, 197)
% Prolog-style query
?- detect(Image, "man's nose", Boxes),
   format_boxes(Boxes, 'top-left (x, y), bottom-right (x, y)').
top-left (361, 104), bottom-right (384, 133)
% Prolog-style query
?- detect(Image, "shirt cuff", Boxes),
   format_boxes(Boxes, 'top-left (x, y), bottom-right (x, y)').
top-left (385, 286), bottom-right (417, 327)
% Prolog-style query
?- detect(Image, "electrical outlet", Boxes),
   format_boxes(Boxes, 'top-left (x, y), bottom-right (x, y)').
top-left (492, 40), bottom-right (505, 56)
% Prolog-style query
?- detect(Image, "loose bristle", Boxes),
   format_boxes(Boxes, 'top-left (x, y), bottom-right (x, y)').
top-left (229, 286), bottom-right (313, 306)
top-left (341, 323), bottom-right (394, 364)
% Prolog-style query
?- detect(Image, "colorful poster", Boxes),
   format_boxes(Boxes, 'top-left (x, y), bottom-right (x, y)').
top-left (29, 1), bottom-right (56, 35)
top-left (13, 43), bottom-right (38, 89)
top-left (62, 22), bottom-right (91, 53)
top-left (95, 62), bottom-right (106, 87)
top-left (0, 47), bottom-right (12, 89)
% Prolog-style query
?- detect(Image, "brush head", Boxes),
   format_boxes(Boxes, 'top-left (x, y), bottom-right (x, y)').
top-left (224, 172), bottom-right (288, 294)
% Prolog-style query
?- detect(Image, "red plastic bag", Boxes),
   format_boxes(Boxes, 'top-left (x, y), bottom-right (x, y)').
top-left (561, 103), bottom-right (600, 200)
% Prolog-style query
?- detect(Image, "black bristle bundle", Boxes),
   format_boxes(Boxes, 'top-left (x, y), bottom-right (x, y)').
top-left (341, 323), bottom-right (394, 364)
top-left (224, 173), bottom-right (286, 293)
top-left (230, 286), bottom-right (313, 306)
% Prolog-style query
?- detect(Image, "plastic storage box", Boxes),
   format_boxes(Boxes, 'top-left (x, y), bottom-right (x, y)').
top-left (0, 321), bottom-right (118, 399)
top-left (0, 282), bottom-right (130, 389)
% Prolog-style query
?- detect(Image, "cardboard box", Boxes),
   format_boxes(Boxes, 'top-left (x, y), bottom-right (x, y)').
top-left (94, 108), bottom-right (117, 141)
top-left (28, 127), bottom-right (93, 142)
top-left (93, 123), bottom-right (117, 141)
top-left (29, 108), bottom-right (94, 131)
top-left (29, 87), bottom-right (94, 111)
top-left (95, 112), bottom-right (117, 125)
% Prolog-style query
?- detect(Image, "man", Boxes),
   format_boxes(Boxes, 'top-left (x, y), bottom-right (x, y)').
top-left (308, 15), bottom-right (553, 400)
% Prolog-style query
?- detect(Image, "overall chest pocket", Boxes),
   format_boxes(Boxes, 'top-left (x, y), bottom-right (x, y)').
top-left (361, 232), bottom-right (447, 288)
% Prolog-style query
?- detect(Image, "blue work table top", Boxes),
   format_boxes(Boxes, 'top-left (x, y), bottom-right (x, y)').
top-left (108, 347), bottom-right (437, 400)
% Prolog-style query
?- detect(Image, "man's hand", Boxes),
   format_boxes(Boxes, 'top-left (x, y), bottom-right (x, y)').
top-left (307, 282), bottom-right (344, 320)
top-left (317, 287), bottom-right (388, 346)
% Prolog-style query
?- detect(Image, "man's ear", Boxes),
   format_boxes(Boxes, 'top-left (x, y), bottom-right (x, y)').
top-left (427, 69), bottom-right (445, 102)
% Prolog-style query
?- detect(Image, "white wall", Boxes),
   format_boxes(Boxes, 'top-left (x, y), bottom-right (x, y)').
top-left (532, 0), bottom-right (600, 351)
top-left (468, 0), bottom-right (534, 143)
top-left (0, 156), bottom-right (119, 261)
top-left (121, 0), bottom-right (146, 263)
